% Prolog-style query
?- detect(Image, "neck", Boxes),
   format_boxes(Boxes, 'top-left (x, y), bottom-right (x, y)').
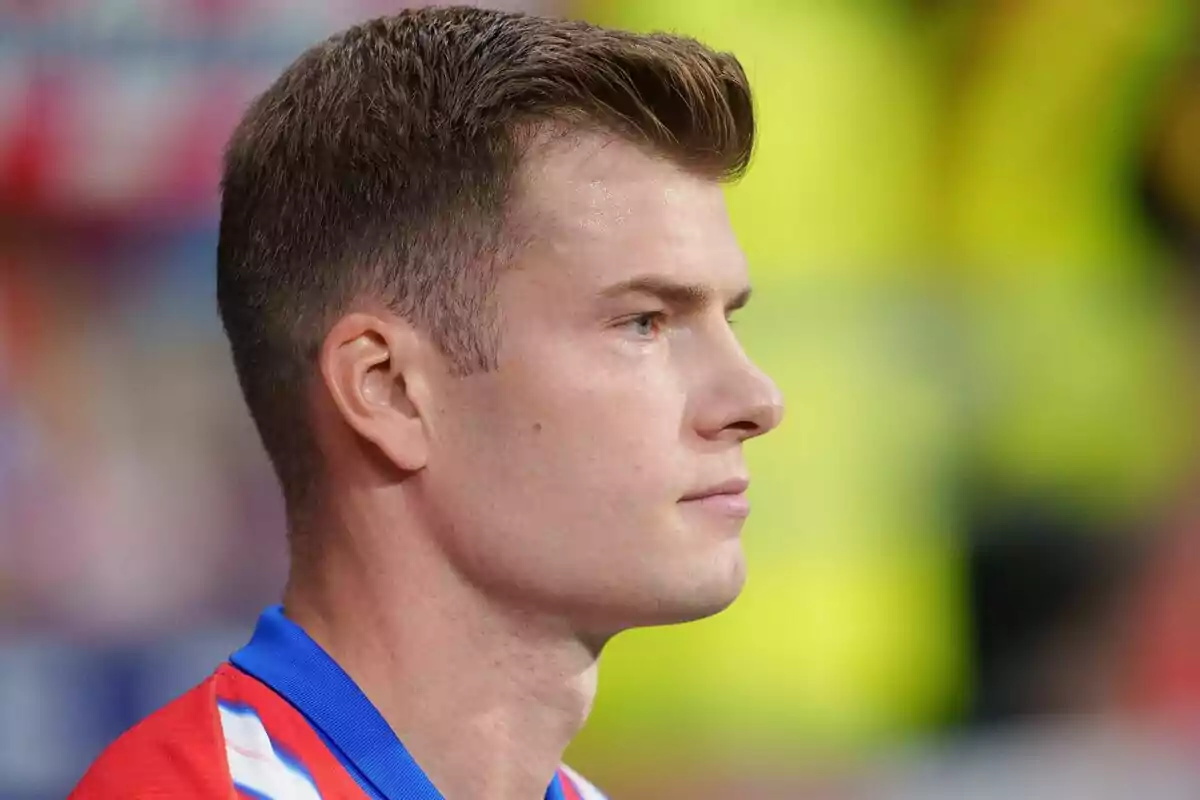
top-left (281, 512), bottom-right (599, 800)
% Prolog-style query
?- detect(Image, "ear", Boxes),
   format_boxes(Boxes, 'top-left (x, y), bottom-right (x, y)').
top-left (318, 310), bottom-right (432, 472)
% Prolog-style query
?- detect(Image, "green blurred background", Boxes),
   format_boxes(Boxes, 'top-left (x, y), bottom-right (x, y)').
top-left (565, 2), bottom-right (1200, 793)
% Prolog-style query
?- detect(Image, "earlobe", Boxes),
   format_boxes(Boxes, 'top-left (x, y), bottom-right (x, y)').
top-left (319, 312), bottom-right (430, 472)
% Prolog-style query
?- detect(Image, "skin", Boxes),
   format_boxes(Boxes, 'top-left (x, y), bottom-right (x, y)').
top-left (284, 131), bottom-right (784, 800)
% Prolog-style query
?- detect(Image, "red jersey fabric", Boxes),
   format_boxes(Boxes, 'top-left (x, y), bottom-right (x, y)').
top-left (70, 606), bottom-right (607, 800)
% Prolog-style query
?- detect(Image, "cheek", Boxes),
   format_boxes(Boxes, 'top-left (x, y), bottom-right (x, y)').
top-left (477, 407), bottom-right (670, 507)
top-left (533, 339), bottom-right (686, 435)
top-left (438, 341), bottom-right (689, 519)
top-left (427, 365), bottom-right (719, 613)
top-left (529, 381), bottom-right (683, 493)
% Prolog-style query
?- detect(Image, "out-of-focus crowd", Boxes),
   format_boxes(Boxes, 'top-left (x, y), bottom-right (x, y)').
top-left (0, 4), bottom-right (558, 796)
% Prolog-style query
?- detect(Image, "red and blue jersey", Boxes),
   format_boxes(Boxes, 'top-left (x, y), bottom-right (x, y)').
top-left (70, 606), bottom-right (607, 800)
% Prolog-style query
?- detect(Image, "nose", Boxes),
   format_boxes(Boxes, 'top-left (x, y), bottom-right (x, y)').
top-left (698, 353), bottom-right (785, 443)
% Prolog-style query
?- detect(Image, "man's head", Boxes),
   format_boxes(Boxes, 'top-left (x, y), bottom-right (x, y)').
top-left (218, 6), bottom-right (783, 634)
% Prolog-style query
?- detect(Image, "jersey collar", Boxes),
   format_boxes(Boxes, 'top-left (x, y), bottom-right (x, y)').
top-left (232, 605), bottom-right (573, 800)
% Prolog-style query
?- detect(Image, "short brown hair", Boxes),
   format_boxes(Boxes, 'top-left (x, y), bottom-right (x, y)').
top-left (217, 5), bottom-right (755, 514)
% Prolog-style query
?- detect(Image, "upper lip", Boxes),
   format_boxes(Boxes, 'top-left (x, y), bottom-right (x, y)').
top-left (680, 477), bottom-right (750, 501)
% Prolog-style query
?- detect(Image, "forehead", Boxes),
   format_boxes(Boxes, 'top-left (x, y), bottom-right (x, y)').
top-left (511, 132), bottom-right (748, 293)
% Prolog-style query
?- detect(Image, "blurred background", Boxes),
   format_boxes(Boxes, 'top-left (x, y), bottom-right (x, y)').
top-left (2, 1), bottom-right (1200, 797)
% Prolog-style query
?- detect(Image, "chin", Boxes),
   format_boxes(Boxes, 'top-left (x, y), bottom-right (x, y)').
top-left (635, 547), bottom-right (749, 628)
top-left (680, 570), bottom-right (747, 622)
top-left (565, 542), bottom-right (748, 635)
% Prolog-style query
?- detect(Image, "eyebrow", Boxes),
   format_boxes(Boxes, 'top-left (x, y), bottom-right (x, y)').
top-left (598, 276), bottom-right (752, 314)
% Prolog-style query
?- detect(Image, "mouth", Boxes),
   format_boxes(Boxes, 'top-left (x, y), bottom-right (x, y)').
top-left (679, 478), bottom-right (751, 518)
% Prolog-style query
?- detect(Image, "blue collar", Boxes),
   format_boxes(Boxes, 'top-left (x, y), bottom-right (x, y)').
top-left (231, 605), bottom-right (570, 800)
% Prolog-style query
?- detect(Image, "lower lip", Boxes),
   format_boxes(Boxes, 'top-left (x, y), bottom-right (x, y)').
top-left (681, 492), bottom-right (751, 518)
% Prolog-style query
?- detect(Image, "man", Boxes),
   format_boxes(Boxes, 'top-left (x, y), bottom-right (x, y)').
top-left (70, 6), bottom-right (783, 799)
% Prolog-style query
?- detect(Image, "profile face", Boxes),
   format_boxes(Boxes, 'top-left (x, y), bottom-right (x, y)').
top-left (418, 132), bottom-right (784, 636)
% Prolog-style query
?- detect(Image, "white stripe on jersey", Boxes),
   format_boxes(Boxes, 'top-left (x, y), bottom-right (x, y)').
top-left (561, 764), bottom-right (609, 800)
top-left (218, 703), bottom-right (323, 800)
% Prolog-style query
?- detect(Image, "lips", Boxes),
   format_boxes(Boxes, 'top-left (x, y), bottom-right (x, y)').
top-left (680, 478), bottom-right (751, 518)
top-left (680, 477), bottom-right (750, 502)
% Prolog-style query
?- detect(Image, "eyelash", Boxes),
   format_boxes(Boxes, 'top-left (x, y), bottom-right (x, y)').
top-left (624, 312), bottom-right (666, 338)
top-left (620, 311), bottom-right (739, 338)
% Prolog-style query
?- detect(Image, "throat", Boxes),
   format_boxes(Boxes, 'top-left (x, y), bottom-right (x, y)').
top-left (282, 563), bottom-right (600, 800)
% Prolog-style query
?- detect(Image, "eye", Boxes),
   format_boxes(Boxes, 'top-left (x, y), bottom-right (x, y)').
top-left (623, 312), bottom-right (666, 338)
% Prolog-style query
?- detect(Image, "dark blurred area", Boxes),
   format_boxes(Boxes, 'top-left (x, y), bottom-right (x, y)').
top-left (2, 1), bottom-right (1200, 798)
